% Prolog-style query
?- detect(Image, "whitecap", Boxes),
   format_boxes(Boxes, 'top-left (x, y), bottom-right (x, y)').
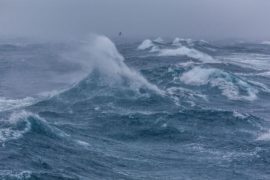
top-left (180, 67), bottom-right (215, 85)
top-left (153, 37), bottom-right (164, 43)
top-left (257, 71), bottom-right (270, 77)
top-left (0, 111), bottom-right (33, 143)
top-left (172, 37), bottom-right (182, 46)
top-left (0, 97), bottom-right (36, 112)
top-left (219, 53), bottom-right (270, 71)
top-left (233, 111), bottom-right (248, 119)
top-left (158, 46), bottom-right (215, 63)
top-left (137, 39), bottom-right (155, 50)
top-left (0, 170), bottom-right (32, 179)
top-left (76, 140), bottom-right (90, 147)
top-left (261, 41), bottom-right (270, 45)
top-left (180, 67), bottom-right (258, 101)
top-left (257, 130), bottom-right (270, 141)
top-left (149, 46), bottom-right (160, 52)
top-left (166, 86), bottom-right (207, 106)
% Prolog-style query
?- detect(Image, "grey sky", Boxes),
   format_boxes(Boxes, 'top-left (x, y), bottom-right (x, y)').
top-left (0, 0), bottom-right (270, 40)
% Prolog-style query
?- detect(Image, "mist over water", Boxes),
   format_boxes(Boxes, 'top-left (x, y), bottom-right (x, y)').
top-left (1, 1), bottom-right (270, 180)
top-left (1, 0), bottom-right (270, 40)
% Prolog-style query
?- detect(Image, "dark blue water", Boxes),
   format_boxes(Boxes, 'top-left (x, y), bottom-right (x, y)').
top-left (0, 36), bottom-right (270, 179)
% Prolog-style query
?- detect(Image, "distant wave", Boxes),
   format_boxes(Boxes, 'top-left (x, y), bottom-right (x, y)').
top-left (153, 37), bottom-right (164, 43)
top-left (158, 46), bottom-right (215, 63)
top-left (180, 66), bottom-right (258, 101)
top-left (137, 38), bottom-right (215, 63)
top-left (172, 37), bottom-right (194, 46)
top-left (261, 41), bottom-right (270, 45)
top-left (219, 53), bottom-right (270, 71)
top-left (137, 39), bottom-right (155, 50)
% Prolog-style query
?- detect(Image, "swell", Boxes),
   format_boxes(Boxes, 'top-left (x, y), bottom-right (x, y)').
top-left (0, 110), bottom-right (69, 144)
top-left (0, 35), bottom-right (163, 113)
top-left (1, 37), bottom-right (270, 180)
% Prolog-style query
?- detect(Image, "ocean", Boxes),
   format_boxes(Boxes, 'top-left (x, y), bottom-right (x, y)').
top-left (0, 36), bottom-right (270, 179)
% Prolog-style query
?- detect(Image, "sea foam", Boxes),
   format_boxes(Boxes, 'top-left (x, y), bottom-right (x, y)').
top-left (137, 39), bottom-right (155, 50)
top-left (158, 46), bottom-right (215, 63)
top-left (138, 38), bottom-right (215, 63)
top-left (0, 97), bottom-right (35, 112)
top-left (0, 111), bottom-right (32, 143)
top-left (180, 66), bottom-right (258, 101)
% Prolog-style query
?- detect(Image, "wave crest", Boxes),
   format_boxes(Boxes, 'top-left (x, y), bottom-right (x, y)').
top-left (137, 39), bottom-right (155, 50)
top-left (78, 36), bottom-right (163, 94)
top-left (137, 38), bottom-right (215, 63)
top-left (158, 46), bottom-right (215, 63)
top-left (180, 66), bottom-right (258, 101)
top-left (0, 111), bottom-right (32, 143)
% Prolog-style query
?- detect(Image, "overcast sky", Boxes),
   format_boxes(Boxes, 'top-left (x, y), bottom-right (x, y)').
top-left (0, 0), bottom-right (270, 40)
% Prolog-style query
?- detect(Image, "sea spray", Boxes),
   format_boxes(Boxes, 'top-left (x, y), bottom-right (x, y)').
top-left (78, 36), bottom-right (163, 94)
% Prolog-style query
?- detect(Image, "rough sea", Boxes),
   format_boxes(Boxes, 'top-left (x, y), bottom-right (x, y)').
top-left (0, 36), bottom-right (270, 180)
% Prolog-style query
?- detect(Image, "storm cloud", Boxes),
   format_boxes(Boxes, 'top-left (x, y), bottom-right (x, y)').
top-left (0, 0), bottom-right (270, 40)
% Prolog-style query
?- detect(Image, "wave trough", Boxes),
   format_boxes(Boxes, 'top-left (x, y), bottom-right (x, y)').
top-left (0, 36), bottom-right (270, 180)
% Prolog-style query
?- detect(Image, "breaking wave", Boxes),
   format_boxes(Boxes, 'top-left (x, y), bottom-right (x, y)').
top-left (158, 46), bottom-right (215, 63)
top-left (0, 111), bottom-right (32, 143)
top-left (137, 39), bottom-right (155, 50)
top-left (1, 36), bottom-right (270, 180)
top-left (0, 97), bottom-right (36, 112)
top-left (180, 66), bottom-right (258, 101)
top-left (80, 36), bottom-right (163, 94)
top-left (137, 38), bottom-right (215, 63)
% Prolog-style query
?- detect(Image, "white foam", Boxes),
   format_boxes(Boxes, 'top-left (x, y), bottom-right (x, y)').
top-left (177, 61), bottom-right (197, 68)
top-left (257, 71), bottom-right (270, 77)
top-left (158, 46), bottom-right (215, 63)
top-left (248, 80), bottom-right (270, 93)
top-left (185, 39), bottom-right (194, 46)
top-left (0, 89), bottom-right (64, 113)
top-left (149, 46), bottom-right (160, 52)
top-left (76, 140), bottom-right (90, 147)
top-left (180, 67), bottom-right (215, 85)
top-left (176, 38), bottom-right (194, 46)
top-left (0, 97), bottom-right (35, 112)
top-left (0, 170), bottom-right (32, 179)
top-left (137, 39), bottom-right (155, 50)
top-left (153, 37), bottom-right (164, 43)
top-left (172, 37), bottom-right (182, 46)
top-left (219, 53), bottom-right (270, 71)
top-left (138, 38), bottom-right (215, 63)
top-left (186, 143), bottom-right (258, 161)
top-left (173, 38), bottom-right (209, 46)
top-left (0, 111), bottom-right (32, 143)
top-left (180, 67), bottom-right (258, 101)
top-left (257, 130), bottom-right (270, 141)
top-left (233, 111), bottom-right (248, 119)
top-left (0, 110), bottom-right (67, 143)
top-left (167, 86), bottom-right (207, 106)
top-left (199, 40), bottom-right (209, 44)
